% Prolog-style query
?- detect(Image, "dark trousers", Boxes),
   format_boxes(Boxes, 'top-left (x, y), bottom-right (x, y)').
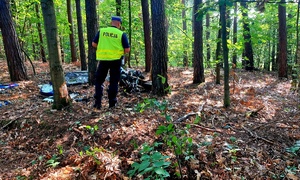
top-left (94, 60), bottom-right (121, 107)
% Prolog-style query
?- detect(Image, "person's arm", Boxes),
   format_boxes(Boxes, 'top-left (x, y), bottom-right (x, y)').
top-left (92, 42), bottom-right (98, 48)
top-left (92, 31), bottom-right (100, 48)
top-left (122, 33), bottom-right (130, 54)
top-left (124, 48), bottom-right (130, 54)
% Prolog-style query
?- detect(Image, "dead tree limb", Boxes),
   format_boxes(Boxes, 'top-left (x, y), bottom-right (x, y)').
top-left (242, 125), bottom-right (276, 145)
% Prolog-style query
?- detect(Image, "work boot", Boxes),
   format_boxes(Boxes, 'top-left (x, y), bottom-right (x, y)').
top-left (93, 96), bottom-right (102, 110)
top-left (93, 103), bottom-right (101, 110)
top-left (109, 99), bottom-right (117, 108)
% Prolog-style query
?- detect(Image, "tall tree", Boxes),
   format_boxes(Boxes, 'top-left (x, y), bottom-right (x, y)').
top-left (205, 12), bottom-right (211, 68)
top-left (220, 0), bottom-right (230, 107)
top-left (215, 19), bottom-right (222, 85)
top-left (141, 0), bottom-right (152, 72)
top-left (128, 0), bottom-right (132, 68)
top-left (232, 2), bottom-right (237, 66)
top-left (35, 3), bottom-right (46, 63)
top-left (193, 0), bottom-right (205, 84)
top-left (0, 0), bottom-right (28, 81)
top-left (241, 0), bottom-right (254, 71)
top-left (278, 0), bottom-right (288, 78)
top-left (41, 0), bottom-right (70, 110)
top-left (85, 0), bottom-right (98, 85)
top-left (182, 0), bottom-right (188, 67)
top-left (75, 0), bottom-right (87, 70)
top-left (67, 0), bottom-right (77, 63)
top-left (151, 0), bottom-right (169, 96)
top-left (295, 0), bottom-right (300, 64)
top-left (116, 0), bottom-right (121, 16)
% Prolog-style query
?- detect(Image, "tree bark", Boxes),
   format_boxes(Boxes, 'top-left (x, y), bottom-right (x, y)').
top-left (67, 0), bottom-right (77, 63)
top-left (141, 0), bottom-right (152, 72)
top-left (151, 0), bottom-right (169, 96)
top-left (35, 3), bottom-right (46, 63)
top-left (215, 23), bottom-right (222, 85)
top-left (116, 0), bottom-right (121, 16)
top-left (41, 0), bottom-right (70, 110)
top-left (220, 1), bottom-right (230, 107)
top-left (0, 0), bottom-right (28, 81)
top-left (182, 0), bottom-right (188, 67)
top-left (232, 2), bottom-right (237, 66)
top-left (241, 0), bottom-right (254, 71)
top-left (278, 0), bottom-right (288, 78)
top-left (75, 0), bottom-right (87, 70)
top-left (206, 12), bottom-right (211, 68)
top-left (85, 0), bottom-right (98, 85)
top-left (128, 0), bottom-right (132, 68)
top-left (193, 0), bottom-right (205, 84)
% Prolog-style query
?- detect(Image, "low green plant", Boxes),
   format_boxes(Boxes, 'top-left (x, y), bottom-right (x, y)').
top-left (80, 147), bottom-right (103, 164)
top-left (128, 143), bottom-right (171, 179)
top-left (85, 125), bottom-right (99, 135)
top-left (286, 140), bottom-right (300, 156)
top-left (57, 145), bottom-right (64, 155)
top-left (46, 154), bottom-right (60, 168)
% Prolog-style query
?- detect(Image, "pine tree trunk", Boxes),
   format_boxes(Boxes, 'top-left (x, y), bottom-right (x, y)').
top-left (116, 0), bottom-right (121, 16)
top-left (85, 0), bottom-right (98, 85)
top-left (41, 0), bottom-right (70, 110)
top-left (67, 0), bottom-right (77, 63)
top-left (35, 3), bottom-right (46, 63)
top-left (215, 19), bottom-right (222, 85)
top-left (182, 0), bottom-right (188, 67)
top-left (241, 0), bottom-right (254, 71)
top-left (220, 1), bottom-right (230, 107)
top-left (141, 0), bottom-right (152, 72)
top-left (193, 0), bottom-right (205, 84)
top-left (232, 2), bottom-right (237, 66)
top-left (0, 0), bottom-right (28, 81)
top-left (151, 0), bottom-right (169, 96)
top-left (128, 0), bottom-right (132, 68)
top-left (206, 12), bottom-right (211, 68)
top-left (75, 0), bottom-right (87, 70)
top-left (278, 0), bottom-right (288, 78)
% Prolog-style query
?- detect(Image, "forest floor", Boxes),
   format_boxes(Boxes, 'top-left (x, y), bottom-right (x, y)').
top-left (0, 60), bottom-right (300, 180)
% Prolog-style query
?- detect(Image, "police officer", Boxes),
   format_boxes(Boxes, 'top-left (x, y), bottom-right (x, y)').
top-left (92, 16), bottom-right (130, 109)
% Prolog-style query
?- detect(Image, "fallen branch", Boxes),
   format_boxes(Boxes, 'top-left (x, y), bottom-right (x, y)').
top-left (1, 115), bottom-right (22, 130)
top-left (173, 101), bottom-right (206, 123)
top-left (242, 125), bottom-right (276, 145)
top-left (173, 112), bottom-right (198, 123)
top-left (182, 122), bottom-right (223, 133)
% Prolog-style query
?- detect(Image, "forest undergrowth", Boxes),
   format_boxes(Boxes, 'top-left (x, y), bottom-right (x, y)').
top-left (0, 60), bottom-right (299, 179)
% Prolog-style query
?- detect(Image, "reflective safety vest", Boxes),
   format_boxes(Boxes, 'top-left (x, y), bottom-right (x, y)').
top-left (96, 27), bottom-right (124, 61)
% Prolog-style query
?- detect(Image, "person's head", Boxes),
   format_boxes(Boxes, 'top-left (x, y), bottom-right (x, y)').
top-left (111, 16), bottom-right (122, 29)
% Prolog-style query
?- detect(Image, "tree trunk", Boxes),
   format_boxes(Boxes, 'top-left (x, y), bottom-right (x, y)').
top-left (141, 0), bottom-right (152, 72)
top-left (295, 0), bottom-right (300, 64)
top-left (85, 0), bottom-right (98, 85)
top-left (278, 0), bottom-right (288, 78)
top-left (0, 0), bottom-right (28, 81)
top-left (241, 0), bottom-right (254, 71)
top-left (193, 0), bottom-right (205, 84)
top-left (128, 0), bottom-right (132, 68)
top-left (35, 3), bottom-right (46, 63)
top-left (67, 0), bottom-right (77, 63)
top-left (215, 20), bottom-right (222, 85)
top-left (116, 0), bottom-right (121, 16)
top-left (220, 1), bottom-right (230, 107)
top-left (75, 0), bottom-right (87, 70)
top-left (271, 31), bottom-right (277, 71)
top-left (182, 0), bottom-right (188, 67)
top-left (151, 0), bottom-right (169, 96)
top-left (41, 0), bottom-right (70, 110)
top-left (232, 2), bottom-right (237, 66)
top-left (206, 12), bottom-right (211, 68)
